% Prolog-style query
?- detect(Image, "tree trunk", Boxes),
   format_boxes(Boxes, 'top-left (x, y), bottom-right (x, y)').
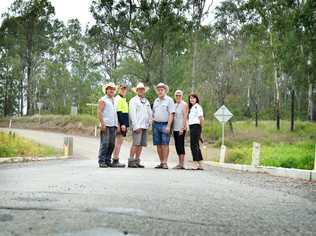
top-left (308, 83), bottom-right (313, 120)
top-left (275, 70), bottom-right (280, 130)
top-left (255, 101), bottom-right (258, 127)
top-left (290, 89), bottom-right (295, 131)
top-left (160, 37), bottom-right (165, 83)
top-left (191, 33), bottom-right (197, 92)
top-left (20, 66), bottom-right (24, 116)
top-left (26, 64), bottom-right (33, 115)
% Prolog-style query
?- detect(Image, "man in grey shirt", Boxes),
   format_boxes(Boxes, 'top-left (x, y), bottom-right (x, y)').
top-left (152, 83), bottom-right (175, 169)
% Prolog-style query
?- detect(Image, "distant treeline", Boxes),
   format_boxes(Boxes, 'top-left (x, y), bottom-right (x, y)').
top-left (0, 0), bottom-right (315, 129)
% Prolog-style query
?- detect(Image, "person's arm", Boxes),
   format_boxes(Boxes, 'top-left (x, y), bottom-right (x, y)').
top-left (198, 105), bottom-right (204, 127)
top-left (181, 102), bottom-right (189, 133)
top-left (98, 99), bottom-right (106, 131)
top-left (166, 100), bottom-right (175, 133)
top-left (166, 113), bottom-right (174, 134)
top-left (147, 100), bottom-right (153, 126)
top-left (129, 98), bottom-right (139, 131)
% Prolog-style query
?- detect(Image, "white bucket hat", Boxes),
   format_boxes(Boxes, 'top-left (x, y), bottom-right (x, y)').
top-left (102, 82), bottom-right (117, 94)
top-left (155, 82), bottom-right (169, 93)
top-left (174, 89), bottom-right (183, 96)
top-left (131, 82), bottom-right (149, 93)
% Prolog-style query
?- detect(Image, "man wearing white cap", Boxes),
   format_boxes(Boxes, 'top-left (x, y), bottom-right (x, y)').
top-left (128, 82), bottom-right (152, 168)
top-left (152, 82), bottom-right (175, 169)
top-left (97, 82), bottom-right (119, 168)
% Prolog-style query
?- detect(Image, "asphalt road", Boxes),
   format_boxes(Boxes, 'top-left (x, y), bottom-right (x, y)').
top-left (0, 128), bottom-right (315, 236)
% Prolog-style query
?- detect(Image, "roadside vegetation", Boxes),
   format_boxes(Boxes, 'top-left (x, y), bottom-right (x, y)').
top-left (205, 120), bottom-right (316, 170)
top-left (0, 132), bottom-right (61, 158)
top-left (1, 115), bottom-right (315, 169)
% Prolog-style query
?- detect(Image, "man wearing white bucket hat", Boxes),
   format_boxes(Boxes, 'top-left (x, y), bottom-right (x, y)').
top-left (128, 82), bottom-right (152, 168)
top-left (152, 82), bottom-right (175, 169)
top-left (97, 82), bottom-right (119, 168)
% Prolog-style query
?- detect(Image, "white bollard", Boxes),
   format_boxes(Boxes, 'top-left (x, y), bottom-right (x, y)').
top-left (251, 142), bottom-right (261, 167)
top-left (9, 119), bottom-right (12, 129)
top-left (219, 145), bottom-right (226, 163)
top-left (94, 125), bottom-right (97, 137)
top-left (64, 137), bottom-right (73, 156)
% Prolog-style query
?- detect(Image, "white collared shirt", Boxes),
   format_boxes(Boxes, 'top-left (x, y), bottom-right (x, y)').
top-left (129, 95), bottom-right (152, 130)
top-left (188, 103), bottom-right (203, 125)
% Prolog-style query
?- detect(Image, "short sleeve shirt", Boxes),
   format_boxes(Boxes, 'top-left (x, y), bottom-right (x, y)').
top-left (188, 103), bottom-right (203, 125)
top-left (153, 95), bottom-right (175, 122)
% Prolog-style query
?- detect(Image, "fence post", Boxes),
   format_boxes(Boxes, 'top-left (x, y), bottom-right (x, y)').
top-left (94, 125), bottom-right (97, 137)
top-left (314, 144), bottom-right (316, 170)
top-left (64, 137), bottom-right (73, 157)
top-left (251, 142), bottom-right (261, 167)
top-left (219, 145), bottom-right (226, 163)
top-left (9, 119), bottom-right (12, 129)
top-left (202, 145), bottom-right (208, 160)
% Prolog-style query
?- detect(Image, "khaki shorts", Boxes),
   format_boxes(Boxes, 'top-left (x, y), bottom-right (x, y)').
top-left (132, 129), bottom-right (147, 146)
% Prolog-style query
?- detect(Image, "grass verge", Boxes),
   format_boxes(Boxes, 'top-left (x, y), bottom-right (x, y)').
top-left (0, 132), bottom-right (61, 158)
top-left (205, 120), bottom-right (316, 170)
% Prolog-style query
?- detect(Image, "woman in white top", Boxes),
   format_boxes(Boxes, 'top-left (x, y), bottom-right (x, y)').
top-left (173, 90), bottom-right (188, 169)
top-left (188, 94), bottom-right (204, 170)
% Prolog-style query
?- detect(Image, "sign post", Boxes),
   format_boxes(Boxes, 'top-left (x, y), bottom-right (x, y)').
top-left (214, 105), bottom-right (233, 163)
top-left (37, 102), bottom-right (43, 123)
top-left (87, 103), bottom-right (98, 137)
top-left (214, 105), bottom-right (233, 146)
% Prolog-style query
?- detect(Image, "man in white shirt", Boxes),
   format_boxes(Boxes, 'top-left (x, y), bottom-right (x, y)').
top-left (128, 82), bottom-right (152, 168)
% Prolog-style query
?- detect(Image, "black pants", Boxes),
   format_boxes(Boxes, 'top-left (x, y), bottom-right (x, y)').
top-left (189, 124), bottom-right (203, 161)
top-left (98, 126), bottom-right (116, 164)
top-left (173, 130), bottom-right (186, 155)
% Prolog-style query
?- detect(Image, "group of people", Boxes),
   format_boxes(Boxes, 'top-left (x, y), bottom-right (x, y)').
top-left (97, 81), bottom-right (204, 170)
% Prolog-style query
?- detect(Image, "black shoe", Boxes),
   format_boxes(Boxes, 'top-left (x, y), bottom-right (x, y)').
top-left (111, 159), bottom-right (126, 168)
top-left (128, 159), bottom-right (138, 168)
top-left (155, 163), bottom-right (164, 169)
top-left (162, 163), bottom-right (169, 169)
top-left (135, 159), bottom-right (145, 168)
top-left (99, 163), bottom-right (109, 168)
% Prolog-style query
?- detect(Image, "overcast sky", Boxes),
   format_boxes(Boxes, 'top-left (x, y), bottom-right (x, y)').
top-left (0, 0), bottom-right (223, 28)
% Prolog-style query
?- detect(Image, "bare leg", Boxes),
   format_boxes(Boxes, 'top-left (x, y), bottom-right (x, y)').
top-left (135, 146), bottom-right (143, 159)
top-left (129, 145), bottom-right (137, 159)
top-left (162, 145), bottom-right (169, 164)
top-left (179, 154), bottom-right (185, 167)
top-left (113, 135), bottom-right (123, 159)
top-left (157, 145), bottom-right (164, 163)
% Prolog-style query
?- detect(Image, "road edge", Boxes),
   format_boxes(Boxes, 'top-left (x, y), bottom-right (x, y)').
top-left (204, 161), bottom-right (316, 181)
top-left (0, 155), bottom-right (71, 164)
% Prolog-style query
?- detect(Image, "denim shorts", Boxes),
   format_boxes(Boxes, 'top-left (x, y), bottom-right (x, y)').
top-left (153, 122), bottom-right (170, 145)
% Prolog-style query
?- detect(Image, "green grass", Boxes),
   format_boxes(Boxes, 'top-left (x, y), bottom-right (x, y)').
top-left (205, 120), bottom-right (316, 170)
top-left (0, 132), bottom-right (61, 158)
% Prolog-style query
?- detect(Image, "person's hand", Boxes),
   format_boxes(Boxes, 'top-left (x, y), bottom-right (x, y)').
top-left (179, 129), bottom-right (184, 135)
top-left (135, 128), bottom-right (142, 133)
top-left (100, 123), bottom-right (106, 132)
top-left (121, 125), bottom-right (126, 132)
top-left (165, 126), bottom-right (170, 134)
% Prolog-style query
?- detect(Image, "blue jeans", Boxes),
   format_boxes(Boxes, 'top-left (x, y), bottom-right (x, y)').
top-left (98, 126), bottom-right (117, 164)
top-left (153, 122), bottom-right (170, 145)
